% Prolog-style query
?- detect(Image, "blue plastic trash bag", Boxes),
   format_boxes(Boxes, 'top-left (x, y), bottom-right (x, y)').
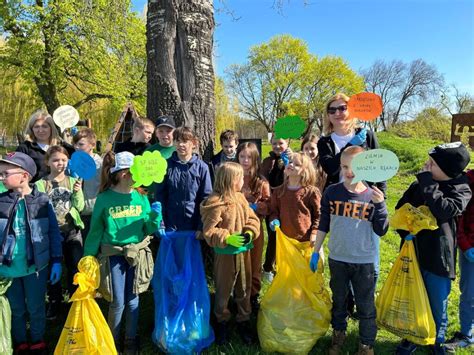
top-left (152, 231), bottom-right (214, 354)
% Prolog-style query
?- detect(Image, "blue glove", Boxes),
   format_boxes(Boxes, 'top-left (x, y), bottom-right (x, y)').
top-left (151, 202), bottom-right (162, 215)
top-left (50, 263), bottom-right (62, 285)
top-left (310, 252), bottom-right (319, 272)
top-left (465, 248), bottom-right (474, 262)
top-left (405, 234), bottom-right (414, 241)
top-left (280, 151), bottom-right (290, 166)
top-left (349, 128), bottom-right (367, 146)
top-left (157, 228), bottom-right (166, 238)
top-left (71, 126), bottom-right (79, 136)
top-left (269, 219), bottom-right (280, 232)
top-left (249, 203), bottom-right (257, 211)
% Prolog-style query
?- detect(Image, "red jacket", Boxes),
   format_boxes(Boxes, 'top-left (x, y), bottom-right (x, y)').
top-left (458, 170), bottom-right (474, 252)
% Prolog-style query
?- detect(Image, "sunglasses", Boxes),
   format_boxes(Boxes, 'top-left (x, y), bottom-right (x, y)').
top-left (327, 105), bottom-right (347, 114)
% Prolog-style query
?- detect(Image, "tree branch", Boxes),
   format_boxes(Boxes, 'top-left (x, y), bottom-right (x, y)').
top-left (73, 93), bottom-right (113, 108)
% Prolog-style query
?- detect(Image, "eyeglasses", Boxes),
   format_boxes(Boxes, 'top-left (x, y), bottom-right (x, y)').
top-left (0, 171), bottom-right (24, 180)
top-left (327, 105), bottom-right (348, 114)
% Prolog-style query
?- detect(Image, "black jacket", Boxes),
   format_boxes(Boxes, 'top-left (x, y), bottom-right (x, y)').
top-left (396, 172), bottom-right (472, 279)
top-left (317, 128), bottom-right (387, 194)
top-left (16, 140), bottom-right (75, 182)
top-left (114, 139), bottom-right (150, 156)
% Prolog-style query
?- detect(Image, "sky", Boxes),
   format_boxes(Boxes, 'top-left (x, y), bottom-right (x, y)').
top-left (132, 0), bottom-right (474, 94)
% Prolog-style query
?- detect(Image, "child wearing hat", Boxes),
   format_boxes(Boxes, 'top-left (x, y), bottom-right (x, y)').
top-left (394, 142), bottom-right (472, 355)
top-left (0, 152), bottom-right (62, 354)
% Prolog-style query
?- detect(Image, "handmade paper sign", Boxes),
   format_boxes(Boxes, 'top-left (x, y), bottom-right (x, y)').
top-left (130, 150), bottom-right (167, 187)
top-left (351, 149), bottom-right (399, 183)
top-left (273, 115), bottom-right (306, 139)
top-left (53, 105), bottom-right (80, 132)
top-left (348, 92), bottom-right (383, 121)
top-left (68, 151), bottom-right (96, 180)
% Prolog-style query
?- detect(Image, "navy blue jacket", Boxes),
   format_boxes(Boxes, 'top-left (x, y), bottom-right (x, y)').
top-left (155, 152), bottom-right (212, 231)
top-left (0, 185), bottom-right (62, 272)
top-left (396, 172), bottom-right (472, 279)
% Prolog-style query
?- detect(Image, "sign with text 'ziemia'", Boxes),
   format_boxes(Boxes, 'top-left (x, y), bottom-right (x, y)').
top-left (351, 149), bottom-right (399, 183)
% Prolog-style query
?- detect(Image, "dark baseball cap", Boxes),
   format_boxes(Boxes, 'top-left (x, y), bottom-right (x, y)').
top-left (0, 152), bottom-right (37, 178)
top-left (154, 115), bottom-right (176, 129)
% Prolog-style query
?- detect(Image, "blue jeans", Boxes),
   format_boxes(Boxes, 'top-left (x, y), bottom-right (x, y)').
top-left (108, 255), bottom-right (139, 341)
top-left (329, 258), bottom-right (377, 346)
top-left (6, 268), bottom-right (48, 344)
top-left (459, 250), bottom-right (474, 337)
top-left (421, 269), bottom-right (451, 343)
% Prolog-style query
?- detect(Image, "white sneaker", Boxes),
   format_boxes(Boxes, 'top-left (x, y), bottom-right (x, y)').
top-left (262, 271), bottom-right (274, 283)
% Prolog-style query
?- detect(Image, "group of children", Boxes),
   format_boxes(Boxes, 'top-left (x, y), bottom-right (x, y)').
top-left (0, 104), bottom-right (473, 355)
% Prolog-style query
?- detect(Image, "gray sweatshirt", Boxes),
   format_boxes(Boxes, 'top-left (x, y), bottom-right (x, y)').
top-left (319, 182), bottom-right (389, 264)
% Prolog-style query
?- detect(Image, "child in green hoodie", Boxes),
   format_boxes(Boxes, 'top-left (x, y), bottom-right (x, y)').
top-left (83, 151), bottom-right (162, 354)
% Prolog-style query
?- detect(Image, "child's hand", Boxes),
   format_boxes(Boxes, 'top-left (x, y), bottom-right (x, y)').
top-left (269, 219), bottom-right (280, 231)
top-left (151, 202), bottom-right (162, 215)
top-left (310, 252), bottom-right (319, 272)
top-left (465, 247), bottom-right (474, 262)
top-left (73, 179), bottom-right (82, 192)
top-left (310, 234), bottom-right (317, 247)
top-left (405, 234), bottom-right (414, 241)
top-left (226, 233), bottom-right (244, 247)
top-left (50, 263), bottom-right (62, 285)
top-left (371, 186), bottom-right (384, 203)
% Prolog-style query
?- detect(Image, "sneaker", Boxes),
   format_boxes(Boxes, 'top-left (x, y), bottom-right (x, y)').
top-left (29, 340), bottom-right (47, 355)
top-left (356, 343), bottom-right (374, 355)
top-left (445, 331), bottom-right (474, 350)
top-left (214, 321), bottom-right (229, 346)
top-left (262, 271), bottom-right (274, 283)
top-left (250, 294), bottom-right (260, 314)
top-left (46, 300), bottom-right (61, 320)
top-left (236, 321), bottom-right (257, 345)
top-left (395, 339), bottom-right (417, 355)
top-left (328, 330), bottom-right (346, 355)
top-left (14, 342), bottom-right (29, 355)
top-left (123, 337), bottom-right (140, 355)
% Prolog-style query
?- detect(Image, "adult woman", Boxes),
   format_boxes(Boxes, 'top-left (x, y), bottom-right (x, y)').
top-left (317, 93), bottom-right (386, 194)
top-left (16, 109), bottom-right (74, 182)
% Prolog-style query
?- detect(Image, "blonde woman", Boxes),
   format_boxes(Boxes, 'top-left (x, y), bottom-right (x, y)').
top-left (16, 109), bottom-right (74, 181)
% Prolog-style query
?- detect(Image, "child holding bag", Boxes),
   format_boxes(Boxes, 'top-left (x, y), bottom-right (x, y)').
top-left (200, 162), bottom-right (260, 346)
top-left (237, 142), bottom-right (270, 312)
top-left (83, 151), bottom-right (162, 354)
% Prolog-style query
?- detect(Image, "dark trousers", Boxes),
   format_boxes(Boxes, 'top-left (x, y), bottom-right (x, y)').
top-left (263, 217), bottom-right (276, 273)
top-left (329, 258), bottom-right (377, 346)
top-left (48, 230), bottom-right (83, 302)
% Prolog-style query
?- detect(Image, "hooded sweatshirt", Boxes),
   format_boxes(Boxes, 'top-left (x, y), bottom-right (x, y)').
top-left (200, 192), bottom-right (260, 249)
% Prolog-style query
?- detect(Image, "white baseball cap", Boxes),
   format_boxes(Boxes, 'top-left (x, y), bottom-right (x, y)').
top-left (111, 152), bottom-right (135, 174)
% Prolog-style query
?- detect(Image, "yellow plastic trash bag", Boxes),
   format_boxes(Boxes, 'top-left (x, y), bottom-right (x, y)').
top-left (257, 228), bottom-right (331, 354)
top-left (0, 278), bottom-right (12, 355)
top-left (391, 203), bottom-right (438, 235)
top-left (376, 240), bottom-right (436, 345)
top-left (54, 256), bottom-right (117, 355)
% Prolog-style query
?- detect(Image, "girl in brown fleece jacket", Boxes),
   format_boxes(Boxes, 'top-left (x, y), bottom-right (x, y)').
top-left (269, 152), bottom-right (321, 243)
top-left (237, 142), bottom-right (271, 312)
top-left (200, 162), bottom-right (260, 346)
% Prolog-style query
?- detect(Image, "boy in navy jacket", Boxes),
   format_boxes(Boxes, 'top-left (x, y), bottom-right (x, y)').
top-left (395, 142), bottom-right (471, 355)
top-left (0, 152), bottom-right (62, 354)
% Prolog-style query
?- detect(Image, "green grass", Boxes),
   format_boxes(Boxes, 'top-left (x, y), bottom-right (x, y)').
top-left (9, 135), bottom-right (474, 353)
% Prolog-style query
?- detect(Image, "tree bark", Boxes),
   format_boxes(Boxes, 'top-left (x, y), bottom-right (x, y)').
top-left (147, 0), bottom-right (216, 160)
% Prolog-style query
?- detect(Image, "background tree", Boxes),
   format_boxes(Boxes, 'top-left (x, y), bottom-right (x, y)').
top-left (146, 0), bottom-right (216, 159)
top-left (361, 59), bottom-right (444, 129)
top-left (0, 0), bottom-right (146, 113)
top-left (440, 84), bottom-right (474, 115)
top-left (215, 76), bottom-right (238, 149)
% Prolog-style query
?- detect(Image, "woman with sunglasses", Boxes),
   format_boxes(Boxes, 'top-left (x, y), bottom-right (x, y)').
top-left (16, 109), bottom-right (75, 182)
top-left (317, 93), bottom-right (386, 194)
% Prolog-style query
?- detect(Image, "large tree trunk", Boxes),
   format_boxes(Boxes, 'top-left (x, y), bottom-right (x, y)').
top-left (147, 0), bottom-right (216, 160)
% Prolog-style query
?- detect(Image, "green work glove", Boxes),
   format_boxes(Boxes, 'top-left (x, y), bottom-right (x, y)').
top-left (226, 233), bottom-right (245, 247)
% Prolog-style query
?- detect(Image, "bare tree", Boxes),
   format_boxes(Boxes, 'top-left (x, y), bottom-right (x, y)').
top-left (147, 0), bottom-right (216, 159)
top-left (440, 84), bottom-right (474, 115)
top-left (361, 59), bottom-right (444, 129)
